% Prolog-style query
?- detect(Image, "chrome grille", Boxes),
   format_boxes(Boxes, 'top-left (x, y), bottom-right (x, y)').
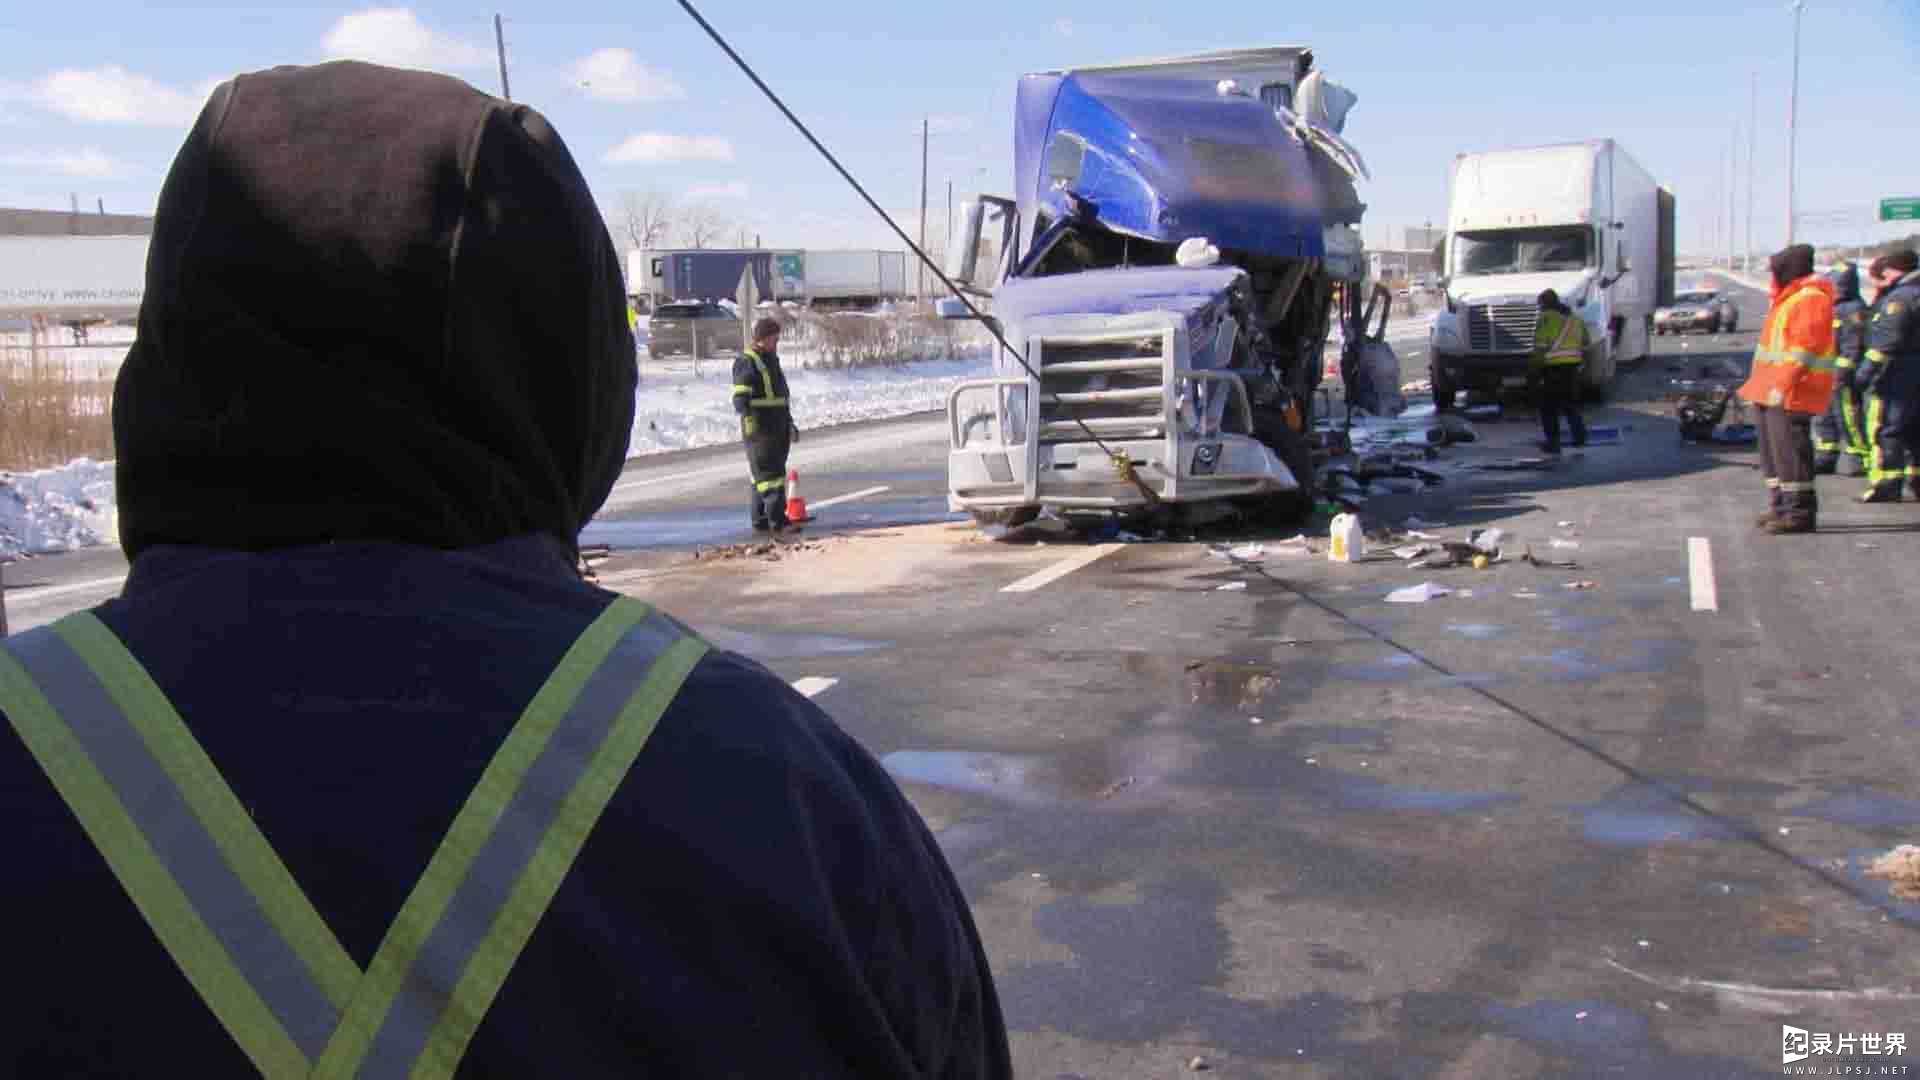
top-left (1036, 335), bottom-right (1166, 444)
top-left (1465, 302), bottom-right (1539, 353)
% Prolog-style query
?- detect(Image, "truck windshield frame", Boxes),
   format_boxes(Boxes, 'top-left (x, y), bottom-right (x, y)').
top-left (1452, 227), bottom-right (1595, 276)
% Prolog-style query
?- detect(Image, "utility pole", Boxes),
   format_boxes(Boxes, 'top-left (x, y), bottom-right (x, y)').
top-left (1786, 0), bottom-right (1804, 246)
top-left (918, 116), bottom-right (929, 302)
top-left (945, 180), bottom-right (954, 293)
top-left (494, 14), bottom-right (512, 102)
top-left (1747, 72), bottom-right (1757, 272)
top-left (1727, 135), bottom-right (1736, 270)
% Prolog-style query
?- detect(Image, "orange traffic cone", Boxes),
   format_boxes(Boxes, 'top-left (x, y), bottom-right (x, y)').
top-left (783, 468), bottom-right (810, 524)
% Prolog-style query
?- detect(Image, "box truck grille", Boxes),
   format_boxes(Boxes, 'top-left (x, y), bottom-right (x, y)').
top-left (1465, 302), bottom-right (1538, 353)
top-left (1036, 335), bottom-right (1166, 443)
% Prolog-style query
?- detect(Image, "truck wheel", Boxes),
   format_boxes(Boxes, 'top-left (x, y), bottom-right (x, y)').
top-left (1247, 412), bottom-right (1315, 527)
top-left (1432, 363), bottom-right (1459, 413)
top-left (971, 507), bottom-right (1039, 530)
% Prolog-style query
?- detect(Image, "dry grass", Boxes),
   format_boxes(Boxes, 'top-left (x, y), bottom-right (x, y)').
top-left (783, 309), bottom-right (976, 370)
top-left (1, 335), bottom-right (118, 471)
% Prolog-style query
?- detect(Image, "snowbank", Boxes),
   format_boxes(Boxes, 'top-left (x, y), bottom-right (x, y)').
top-left (0, 458), bottom-right (117, 560)
top-left (630, 354), bottom-right (993, 456)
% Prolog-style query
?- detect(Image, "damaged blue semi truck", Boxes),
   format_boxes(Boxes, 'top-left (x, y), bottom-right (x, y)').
top-left (941, 47), bottom-right (1379, 529)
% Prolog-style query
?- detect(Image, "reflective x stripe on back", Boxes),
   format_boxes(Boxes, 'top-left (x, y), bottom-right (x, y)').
top-left (1541, 312), bottom-right (1583, 364)
top-left (0, 596), bottom-right (708, 1078)
top-left (743, 350), bottom-right (787, 408)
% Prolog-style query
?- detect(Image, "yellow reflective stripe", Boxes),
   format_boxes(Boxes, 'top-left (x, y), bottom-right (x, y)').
top-left (55, 616), bottom-right (362, 1011)
top-left (731, 384), bottom-right (755, 395)
top-left (1866, 349), bottom-right (1888, 363)
top-left (755, 476), bottom-right (787, 493)
top-left (749, 397), bottom-right (788, 407)
top-left (1837, 356), bottom-right (1856, 369)
top-left (0, 639), bottom-right (313, 1078)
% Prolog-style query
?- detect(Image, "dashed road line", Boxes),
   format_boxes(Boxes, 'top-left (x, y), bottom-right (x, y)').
top-left (1000, 544), bottom-right (1121, 594)
top-left (1688, 537), bottom-right (1719, 612)
top-left (6, 573), bottom-right (129, 606)
top-left (790, 676), bottom-right (839, 699)
top-left (808, 485), bottom-right (890, 511)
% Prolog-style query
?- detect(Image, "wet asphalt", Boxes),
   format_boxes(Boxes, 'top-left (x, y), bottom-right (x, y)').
top-left (9, 276), bottom-right (1919, 1077)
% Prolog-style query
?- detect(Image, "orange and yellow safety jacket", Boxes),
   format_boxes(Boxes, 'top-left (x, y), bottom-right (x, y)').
top-left (1738, 273), bottom-right (1837, 415)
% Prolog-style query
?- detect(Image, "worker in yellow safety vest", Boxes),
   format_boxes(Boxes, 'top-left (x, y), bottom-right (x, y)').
top-left (1530, 289), bottom-right (1590, 454)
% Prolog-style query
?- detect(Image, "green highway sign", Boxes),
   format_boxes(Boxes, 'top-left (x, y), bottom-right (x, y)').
top-left (1883, 197), bottom-right (1920, 222)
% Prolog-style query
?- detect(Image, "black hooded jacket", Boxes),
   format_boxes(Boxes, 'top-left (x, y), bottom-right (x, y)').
top-left (4, 63), bottom-right (1009, 1078)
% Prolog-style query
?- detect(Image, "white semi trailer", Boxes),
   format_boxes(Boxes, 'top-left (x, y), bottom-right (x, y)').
top-left (1428, 140), bottom-right (1674, 407)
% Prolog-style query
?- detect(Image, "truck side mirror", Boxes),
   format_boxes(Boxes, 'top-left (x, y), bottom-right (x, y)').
top-left (945, 201), bottom-right (985, 285)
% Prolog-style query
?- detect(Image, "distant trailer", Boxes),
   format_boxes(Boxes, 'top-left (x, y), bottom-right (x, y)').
top-left (626, 248), bottom-right (804, 307)
top-left (0, 235), bottom-right (149, 320)
top-left (803, 249), bottom-right (908, 307)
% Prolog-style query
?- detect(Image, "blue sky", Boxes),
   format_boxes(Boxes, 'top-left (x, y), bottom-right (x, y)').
top-left (2, 1), bottom-right (1915, 257)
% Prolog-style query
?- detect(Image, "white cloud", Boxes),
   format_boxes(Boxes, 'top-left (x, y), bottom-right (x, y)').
top-left (605, 133), bottom-right (734, 165)
top-left (685, 181), bottom-right (749, 201)
top-left (1054, 18), bottom-right (1074, 36)
top-left (0, 147), bottom-right (134, 180)
top-left (321, 8), bottom-right (493, 72)
top-left (568, 48), bottom-right (683, 104)
top-left (27, 66), bottom-right (205, 126)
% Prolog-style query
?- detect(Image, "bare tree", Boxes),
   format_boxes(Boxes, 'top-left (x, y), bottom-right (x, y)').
top-left (675, 203), bottom-right (731, 250)
top-left (617, 189), bottom-right (675, 252)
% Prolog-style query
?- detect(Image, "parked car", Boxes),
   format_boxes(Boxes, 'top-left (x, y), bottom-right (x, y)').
top-left (1655, 289), bottom-right (1738, 335)
top-left (645, 301), bottom-right (743, 360)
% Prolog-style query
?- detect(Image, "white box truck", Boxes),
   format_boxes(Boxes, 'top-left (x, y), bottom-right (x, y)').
top-left (1428, 140), bottom-right (1674, 406)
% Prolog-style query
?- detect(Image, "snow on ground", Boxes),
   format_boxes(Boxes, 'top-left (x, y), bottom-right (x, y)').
top-left (629, 352), bottom-right (993, 455)
top-left (0, 458), bottom-right (116, 560)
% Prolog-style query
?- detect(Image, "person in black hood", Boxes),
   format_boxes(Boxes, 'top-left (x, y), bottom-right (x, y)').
top-left (0, 62), bottom-right (1009, 1078)
top-left (1814, 262), bottom-right (1871, 475)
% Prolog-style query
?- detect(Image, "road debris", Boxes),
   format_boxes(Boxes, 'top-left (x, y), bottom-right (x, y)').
top-left (1564, 580), bottom-right (1598, 590)
top-left (1216, 582), bottom-right (1248, 592)
top-left (1550, 538), bottom-right (1581, 550)
top-left (1387, 582), bottom-right (1451, 603)
top-left (1249, 716), bottom-right (1265, 725)
top-left (1187, 1055), bottom-right (1210, 1072)
top-left (1095, 776), bottom-right (1137, 800)
top-left (1329, 513), bottom-right (1365, 563)
top-left (1865, 845), bottom-right (1920, 900)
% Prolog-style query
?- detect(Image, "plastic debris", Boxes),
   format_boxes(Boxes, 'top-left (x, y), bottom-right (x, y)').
top-left (1392, 544), bottom-right (1433, 560)
top-left (1564, 580), bottom-right (1598, 590)
top-left (1387, 582), bottom-right (1451, 603)
top-left (1550, 538), bottom-right (1581, 550)
top-left (1216, 581), bottom-right (1249, 592)
top-left (1249, 716), bottom-right (1265, 725)
top-left (1865, 845), bottom-right (1920, 900)
top-left (1512, 590), bottom-right (1539, 599)
top-left (1188, 1055), bottom-right (1210, 1072)
top-left (1557, 521), bottom-right (1576, 528)
top-left (1471, 554), bottom-right (1491, 570)
top-left (1329, 513), bottom-right (1365, 563)
top-left (1469, 528), bottom-right (1506, 554)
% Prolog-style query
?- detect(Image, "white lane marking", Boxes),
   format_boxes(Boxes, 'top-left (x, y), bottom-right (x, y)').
top-left (790, 676), bottom-right (839, 699)
top-left (1688, 537), bottom-right (1719, 612)
top-left (1000, 544), bottom-right (1121, 593)
top-left (602, 422), bottom-right (946, 510)
top-left (808, 485), bottom-right (890, 511)
top-left (6, 573), bottom-right (129, 606)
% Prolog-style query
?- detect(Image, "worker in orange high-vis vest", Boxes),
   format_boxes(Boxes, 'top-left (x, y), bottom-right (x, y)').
top-left (1738, 243), bottom-right (1838, 534)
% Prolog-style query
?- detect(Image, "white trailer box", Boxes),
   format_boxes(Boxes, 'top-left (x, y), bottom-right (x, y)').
top-left (0, 235), bottom-right (149, 318)
top-left (1428, 140), bottom-right (1674, 403)
top-left (804, 249), bottom-right (908, 304)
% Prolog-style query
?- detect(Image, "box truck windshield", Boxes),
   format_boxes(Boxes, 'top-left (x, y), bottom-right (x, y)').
top-left (1453, 227), bottom-right (1593, 276)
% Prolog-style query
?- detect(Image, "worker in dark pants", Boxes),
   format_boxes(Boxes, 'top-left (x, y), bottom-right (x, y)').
top-left (733, 317), bottom-right (799, 532)
top-left (1530, 289), bottom-right (1589, 454)
top-left (1740, 243), bottom-right (1838, 533)
top-left (1814, 262), bottom-right (1870, 475)
top-left (1859, 249), bottom-right (1920, 502)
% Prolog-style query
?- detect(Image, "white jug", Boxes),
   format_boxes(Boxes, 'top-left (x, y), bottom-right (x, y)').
top-left (1329, 513), bottom-right (1365, 563)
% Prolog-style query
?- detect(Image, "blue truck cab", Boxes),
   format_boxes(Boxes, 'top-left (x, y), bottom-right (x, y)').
top-left (942, 47), bottom-right (1373, 527)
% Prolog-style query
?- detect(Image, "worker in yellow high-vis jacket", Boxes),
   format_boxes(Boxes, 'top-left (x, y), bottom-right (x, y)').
top-left (732, 317), bottom-right (800, 532)
top-left (1530, 289), bottom-right (1590, 454)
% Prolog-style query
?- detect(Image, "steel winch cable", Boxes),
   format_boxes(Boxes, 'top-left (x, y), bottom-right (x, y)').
top-left (673, 0), bottom-right (1161, 504)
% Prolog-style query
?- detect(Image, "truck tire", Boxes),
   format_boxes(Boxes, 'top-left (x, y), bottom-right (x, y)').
top-left (1248, 408), bottom-right (1315, 527)
top-left (1432, 361), bottom-right (1459, 413)
top-left (971, 507), bottom-right (1039, 530)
